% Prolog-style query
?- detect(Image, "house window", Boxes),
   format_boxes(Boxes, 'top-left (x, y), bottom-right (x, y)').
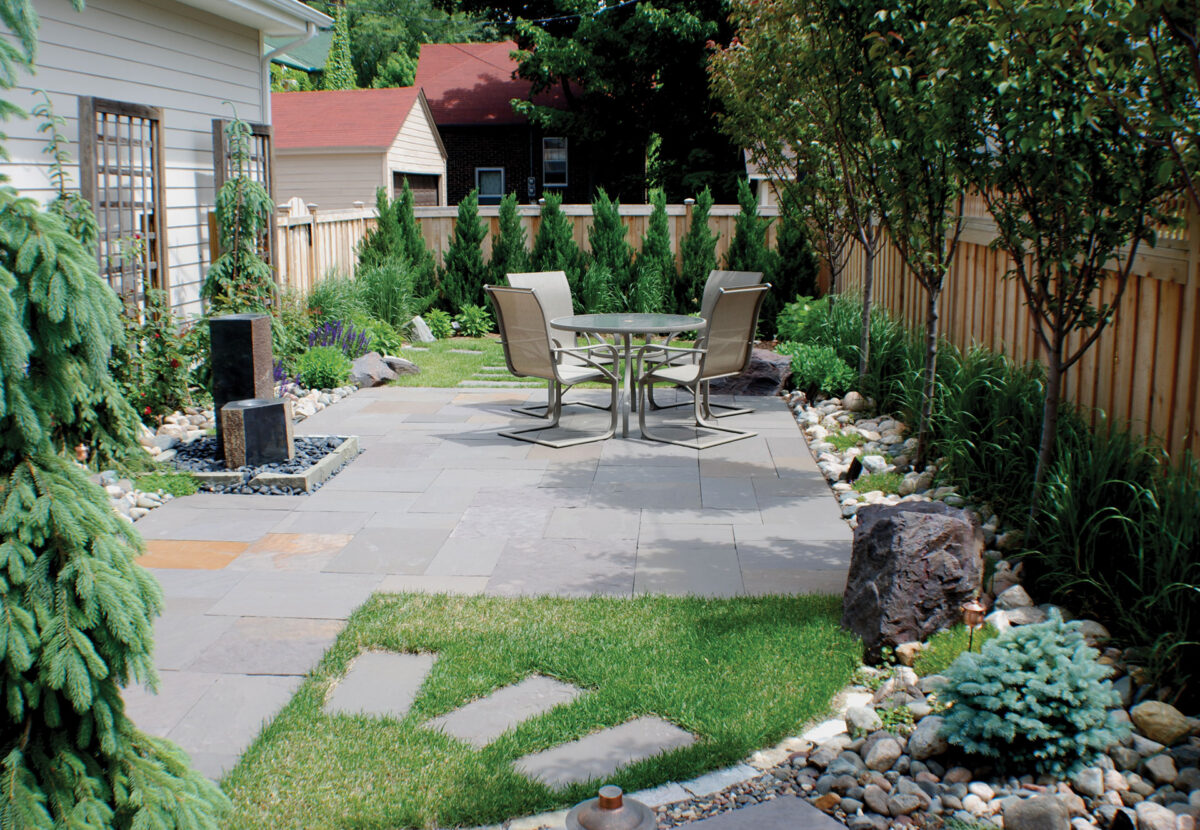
top-left (78, 97), bottom-right (167, 307)
top-left (476, 167), bottom-right (504, 205)
top-left (542, 137), bottom-right (567, 188)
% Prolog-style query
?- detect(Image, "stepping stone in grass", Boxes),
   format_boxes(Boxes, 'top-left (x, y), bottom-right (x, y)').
top-left (324, 651), bottom-right (436, 719)
top-left (683, 795), bottom-right (844, 829)
top-left (515, 716), bottom-right (696, 790)
top-left (457, 380), bottom-right (540, 387)
top-left (424, 675), bottom-right (583, 749)
top-left (448, 349), bottom-right (484, 354)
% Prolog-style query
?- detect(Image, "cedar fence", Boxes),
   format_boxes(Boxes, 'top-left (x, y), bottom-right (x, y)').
top-left (273, 202), bottom-right (779, 297)
top-left (838, 193), bottom-right (1200, 458)
top-left (273, 196), bottom-right (1200, 457)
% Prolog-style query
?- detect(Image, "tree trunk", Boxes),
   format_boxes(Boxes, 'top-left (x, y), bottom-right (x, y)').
top-left (1029, 344), bottom-right (1064, 525)
top-left (914, 283), bottom-right (941, 469)
top-left (858, 242), bottom-right (876, 379)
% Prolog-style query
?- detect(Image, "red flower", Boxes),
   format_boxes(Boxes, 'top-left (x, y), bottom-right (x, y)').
top-left (144, 406), bottom-right (152, 416)
top-left (170, 358), bottom-right (180, 368)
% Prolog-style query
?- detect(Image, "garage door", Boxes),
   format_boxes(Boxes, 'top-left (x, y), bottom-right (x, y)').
top-left (393, 172), bottom-right (440, 206)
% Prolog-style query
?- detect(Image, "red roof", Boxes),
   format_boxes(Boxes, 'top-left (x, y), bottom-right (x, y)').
top-left (272, 87), bottom-right (424, 150)
top-left (415, 41), bottom-right (565, 126)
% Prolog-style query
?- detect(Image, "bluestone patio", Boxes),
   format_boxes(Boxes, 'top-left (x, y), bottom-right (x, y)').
top-left (122, 386), bottom-right (851, 779)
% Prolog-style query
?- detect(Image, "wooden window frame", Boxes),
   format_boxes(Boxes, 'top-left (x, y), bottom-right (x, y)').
top-left (78, 96), bottom-right (169, 305)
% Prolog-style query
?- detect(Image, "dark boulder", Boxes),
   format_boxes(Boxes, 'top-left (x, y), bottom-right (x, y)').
top-left (707, 348), bottom-right (792, 396)
top-left (842, 502), bottom-right (984, 661)
top-left (351, 351), bottom-right (398, 387)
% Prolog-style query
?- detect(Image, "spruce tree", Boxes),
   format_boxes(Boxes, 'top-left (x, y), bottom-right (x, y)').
top-left (322, 4), bottom-right (357, 90)
top-left (393, 180), bottom-right (438, 306)
top-left (679, 186), bottom-right (718, 313)
top-left (587, 189), bottom-right (632, 297)
top-left (531, 191), bottom-right (583, 296)
top-left (0, 3), bottom-right (228, 824)
top-left (441, 189), bottom-right (488, 310)
top-left (765, 188), bottom-right (820, 336)
top-left (490, 192), bottom-right (529, 284)
top-left (724, 177), bottom-right (777, 279)
top-left (637, 189), bottom-right (676, 311)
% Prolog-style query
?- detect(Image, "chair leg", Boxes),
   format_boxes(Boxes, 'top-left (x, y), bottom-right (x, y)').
top-left (501, 381), bottom-right (616, 448)
top-left (638, 379), bottom-right (757, 450)
top-left (512, 379), bottom-right (612, 418)
top-left (703, 380), bottom-right (754, 418)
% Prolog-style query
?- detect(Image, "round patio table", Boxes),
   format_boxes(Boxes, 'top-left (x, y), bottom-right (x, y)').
top-left (551, 313), bottom-right (703, 439)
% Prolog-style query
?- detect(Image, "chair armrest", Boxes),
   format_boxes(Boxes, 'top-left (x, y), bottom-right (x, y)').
top-left (554, 343), bottom-right (619, 379)
top-left (634, 343), bottom-right (704, 379)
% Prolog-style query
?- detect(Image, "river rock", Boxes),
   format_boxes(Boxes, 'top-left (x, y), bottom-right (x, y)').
top-left (848, 706), bottom-right (884, 735)
top-left (842, 502), bottom-right (984, 661)
top-left (1134, 801), bottom-right (1177, 830)
top-left (351, 351), bottom-right (398, 388)
top-left (866, 737), bottom-right (904, 772)
top-left (844, 391), bottom-right (868, 412)
top-left (909, 715), bottom-right (949, 761)
top-left (381, 355), bottom-right (420, 376)
top-left (1004, 795), bottom-right (1071, 830)
top-left (1130, 702), bottom-right (1194, 747)
top-left (995, 584), bottom-right (1034, 609)
top-left (410, 315), bottom-right (436, 342)
top-left (1143, 755), bottom-right (1178, 786)
top-left (889, 794), bottom-right (924, 816)
top-left (1072, 767), bottom-right (1105, 799)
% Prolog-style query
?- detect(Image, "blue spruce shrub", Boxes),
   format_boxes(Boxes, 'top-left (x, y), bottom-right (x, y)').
top-left (939, 612), bottom-right (1128, 776)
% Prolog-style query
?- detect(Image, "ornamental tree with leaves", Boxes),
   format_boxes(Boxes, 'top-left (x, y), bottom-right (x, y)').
top-left (588, 189), bottom-right (633, 298)
top-left (323, 4), bottom-right (358, 90)
top-left (952, 0), bottom-right (1175, 508)
top-left (712, 0), bottom-right (885, 378)
top-left (852, 0), bottom-right (975, 468)
top-left (201, 116), bottom-right (275, 312)
top-left (490, 192), bottom-right (529, 283)
top-left (441, 188), bottom-right (488, 309)
top-left (510, 0), bottom-right (744, 200)
top-left (0, 1), bottom-right (227, 824)
top-left (679, 186), bottom-right (718, 313)
top-left (531, 191), bottom-right (582, 296)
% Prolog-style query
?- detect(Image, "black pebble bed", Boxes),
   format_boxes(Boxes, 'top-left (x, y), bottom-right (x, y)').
top-left (170, 436), bottom-right (359, 496)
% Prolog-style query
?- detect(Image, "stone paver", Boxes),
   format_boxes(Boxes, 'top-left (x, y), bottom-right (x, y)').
top-left (682, 763), bottom-right (762, 796)
top-left (121, 387), bottom-right (852, 783)
top-left (425, 675), bottom-right (583, 748)
top-left (685, 795), bottom-right (844, 829)
top-left (324, 651), bottom-right (436, 719)
top-left (515, 716), bottom-right (697, 789)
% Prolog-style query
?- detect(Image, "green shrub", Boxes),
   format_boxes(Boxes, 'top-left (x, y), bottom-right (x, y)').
top-left (531, 191), bottom-right (583, 296)
top-left (110, 288), bottom-right (192, 422)
top-left (490, 192), bottom-right (529, 283)
top-left (778, 342), bottom-right (855, 398)
top-left (853, 471), bottom-right (902, 494)
top-left (356, 316), bottom-right (404, 356)
top-left (424, 309), bottom-right (454, 339)
top-left (581, 262), bottom-right (620, 314)
top-left (913, 624), bottom-right (1000, 676)
top-left (589, 188), bottom-right (633, 297)
top-left (638, 188), bottom-right (677, 312)
top-left (631, 260), bottom-right (668, 315)
top-left (939, 613), bottom-right (1127, 776)
top-left (724, 177), bottom-right (777, 281)
top-left (272, 288), bottom-right (315, 366)
top-left (680, 187), bottom-right (718, 314)
top-left (295, 345), bottom-right (352, 390)
top-left (307, 273), bottom-right (367, 322)
top-left (453, 304), bottom-right (493, 337)
top-left (766, 188), bottom-right (820, 336)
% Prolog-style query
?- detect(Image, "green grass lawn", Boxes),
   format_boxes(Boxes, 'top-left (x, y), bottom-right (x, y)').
top-left (388, 336), bottom-right (528, 387)
top-left (223, 593), bottom-right (860, 829)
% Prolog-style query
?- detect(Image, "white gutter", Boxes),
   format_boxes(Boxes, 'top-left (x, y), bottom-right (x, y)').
top-left (261, 21), bottom-right (317, 122)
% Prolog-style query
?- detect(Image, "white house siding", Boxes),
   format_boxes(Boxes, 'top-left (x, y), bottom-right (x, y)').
top-left (386, 104), bottom-right (447, 204)
top-left (1, 0), bottom-right (266, 315)
top-left (274, 151), bottom-right (386, 211)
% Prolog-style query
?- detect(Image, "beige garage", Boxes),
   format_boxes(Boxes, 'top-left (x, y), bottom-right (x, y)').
top-left (273, 87), bottom-right (447, 210)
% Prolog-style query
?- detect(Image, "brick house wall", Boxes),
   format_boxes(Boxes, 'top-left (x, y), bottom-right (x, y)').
top-left (441, 124), bottom-right (601, 205)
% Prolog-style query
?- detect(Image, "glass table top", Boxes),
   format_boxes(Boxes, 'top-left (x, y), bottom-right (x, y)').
top-left (550, 313), bottom-right (703, 335)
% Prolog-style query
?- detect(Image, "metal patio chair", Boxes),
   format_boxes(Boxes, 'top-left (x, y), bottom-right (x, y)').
top-left (506, 270), bottom-right (613, 418)
top-left (486, 284), bottom-right (619, 448)
top-left (635, 283), bottom-right (770, 450)
top-left (647, 269), bottom-right (764, 418)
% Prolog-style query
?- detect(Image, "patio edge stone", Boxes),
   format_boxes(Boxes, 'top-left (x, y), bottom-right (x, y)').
top-left (251, 435), bottom-right (360, 493)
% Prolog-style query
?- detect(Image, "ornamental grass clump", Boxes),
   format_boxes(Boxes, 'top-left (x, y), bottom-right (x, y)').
top-left (939, 612), bottom-right (1127, 776)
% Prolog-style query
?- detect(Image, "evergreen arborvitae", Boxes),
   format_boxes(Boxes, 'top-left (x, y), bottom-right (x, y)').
top-left (724, 178), bottom-right (777, 279)
top-left (0, 6), bottom-right (229, 823)
top-left (588, 189), bottom-right (632, 297)
top-left (531, 191), bottom-right (583, 296)
top-left (441, 189), bottom-right (488, 310)
top-left (490, 192), bottom-right (529, 284)
top-left (322, 5), bottom-right (357, 90)
top-left (638, 189), bottom-right (677, 312)
top-left (394, 180), bottom-right (438, 306)
top-left (358, 187), bottom-right (403, 270)
top-left (765, 188), bottom-right (820, 336)
top-left (680, 186), bottom-right (718, 313)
